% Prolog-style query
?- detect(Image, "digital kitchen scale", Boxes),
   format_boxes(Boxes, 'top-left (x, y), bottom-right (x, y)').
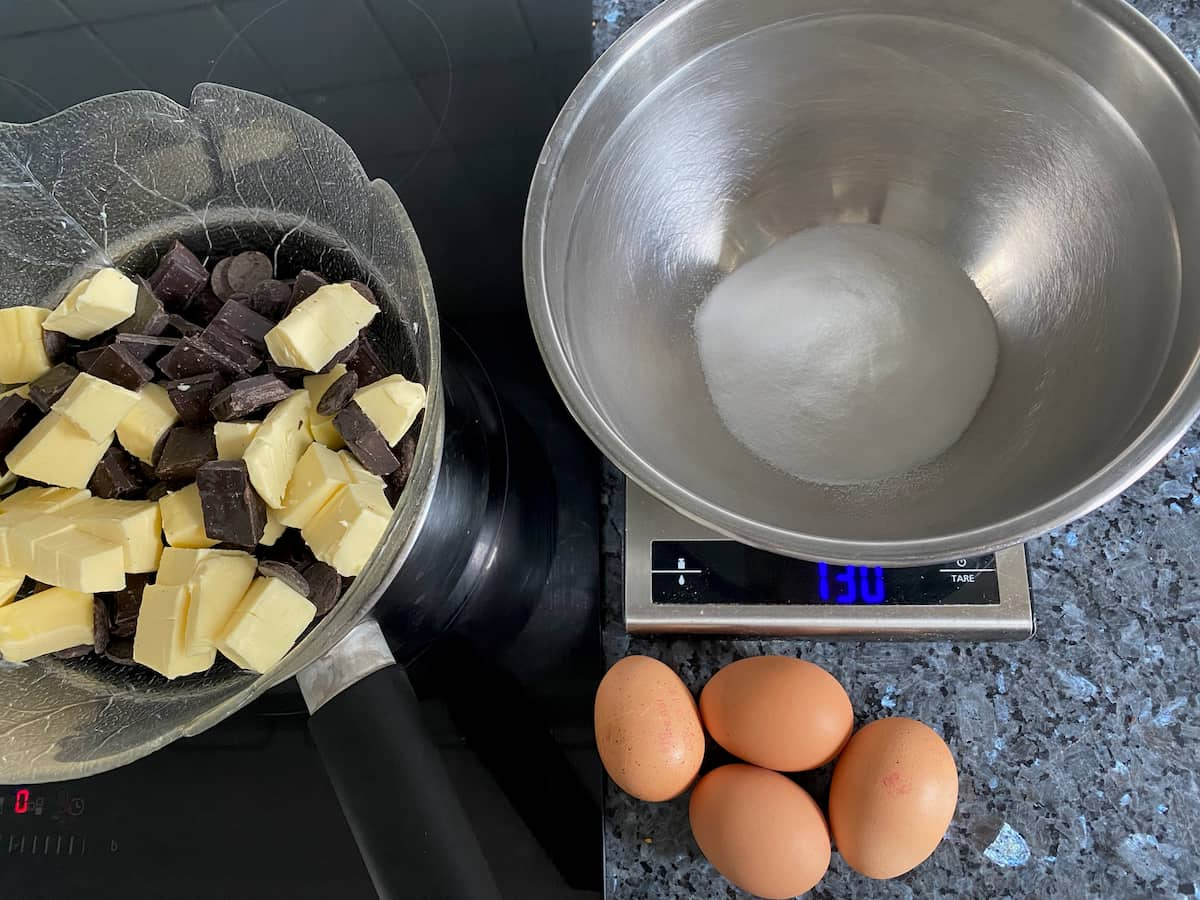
top-left (625, 482), bottom-right (1033, 640)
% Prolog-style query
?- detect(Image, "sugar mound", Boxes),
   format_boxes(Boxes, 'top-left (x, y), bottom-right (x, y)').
top-left (695, 223), bottom-right (998, 484)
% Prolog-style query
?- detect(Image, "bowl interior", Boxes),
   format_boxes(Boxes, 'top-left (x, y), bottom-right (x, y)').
top-left (0, 84), bottom-right (441, 783)
top-left (536, 0), bottom-right (1200, 558)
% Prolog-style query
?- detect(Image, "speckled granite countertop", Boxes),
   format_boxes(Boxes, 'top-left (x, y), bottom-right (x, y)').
top-left (592, 2), bottom-right (1200, 898)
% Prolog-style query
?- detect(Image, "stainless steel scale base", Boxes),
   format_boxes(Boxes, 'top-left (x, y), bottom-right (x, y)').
top-left (624, 483), bottom-right (1034, 640)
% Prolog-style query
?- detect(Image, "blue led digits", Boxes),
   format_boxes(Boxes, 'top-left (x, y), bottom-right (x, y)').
top-left (817, 563), bottom-right (886, 604)
top-left (860, 566), bottom-right (885, 604)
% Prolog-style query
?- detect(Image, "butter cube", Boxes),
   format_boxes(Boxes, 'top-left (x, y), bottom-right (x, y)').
top-left (0, 587), bottom-right (95, 662)
top-left (0, 470), bottom-right (16, 495)
top-left (260, 508), bottom-right (286, 547)
top-left (116, 383), bottom-right (180, 464)
top-left (159, 483), bottom-right (217, 549)
top-left (265, 283), bottom-right (378, 372)
top-left (243, 390), bottom-right (313, 508)
top-left (303, 365), bottom-right (348, 449)
top-left (216, 576), bottom-right (316, 673)
top-left (133, 583), bottom-right (215, 679)
top-left (0, 566), bottom-right (24, 607)
top-left (353, 375), bottom-right (426, 444)
top-left (29, 527), bottom-right (125, 593)
top-left (183, 551), bottom-right (257, 655)
top-left (53, 372), bottom-right (141, 441)
top-left (0, 511), bottom-right (61, 568)
top-left (278, 443), bottom-right (351, 529)
top-left (0, 306), bottom-right (53, 383)
top-left (0, 486), bottom-right (91, 514)
top-left (301, 482), bottom-right (392, 576)
top-left (72, 499), bottom-right (162, 573)
top-left (156, 547), bottom-right (241, 585)
top-left (5, 411), bottom-right (112, 489)
top-left (43, 268), bottom-right (137, 339)
top-left (339, 450), bottom-right (387, 490)
top-left (4, 511), bottom-right (122, 593)
top-left (0, 385), bottom-right (31, 400)
top-left (215, 421), bottom-right (261, 460)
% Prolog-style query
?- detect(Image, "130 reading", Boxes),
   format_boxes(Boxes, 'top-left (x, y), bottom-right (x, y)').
top-left (816, 562), bottom-right (885, 604)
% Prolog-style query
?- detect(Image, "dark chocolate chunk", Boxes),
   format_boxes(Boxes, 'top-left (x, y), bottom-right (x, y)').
top-left (224, 251), bottom-right (273, 294)
top-left (28, 363), bottom-right (80, 412)
top-left (114, 333), bottom-right (180, 362)
top-left (148, 240), bottom-right (208, 308)
top-left (117, 277), bottom-right (170, 336)
top-left (185, 288), bottom-right (225, 324)
top-left (209, 374), bottom-right (292, 421)
top-left (104, 637), bottom-right (136, 666)
top-left (42, 328), bottom-right (68, 363)
top-left (334, 402), bottom-right (400, 475)
top-left (316, 371), bottom-right (357, 416)
top-left (89, 445), bottom-right (146, 499)
top-left (0, 394), bottom-right (40, 458)
top-left (257, 560), bottom-right (309, 598)
top-left (209, 299), bottom-right (274, 351)
top-left (347, 280), bottom-right (378, 306)
top-left (247, 279), bottom-right (292, 320)
top-left (263, 530), bottom-right (316, 570)
top-left (88, 345), bottom-right (154, 391)
top-left (290, 269), bottom-right (327, 307)
top-left (158, 337), bottom-right (219, 380)
top-left (266, 362), bottom-right (309, 388)
top-left (145, 480), bottom-right (174, 501)
top-left (302, 561), bottom-right (342, 616)
top-left (196, 459), bottom-right (267, 547)
top-left (194, 327), bottom-right (261, 377)
top-left (165, 313), bottom-right (202, 337)
top-left (73, 346), bottom-right (106, 371)
top-left (321, 338), bottom-right (359, 374)
top-left (53, 644), bottom-right (93, 659)
top-left (385, 431), bottom-right (418, 505)
top-left (166, 372), bottom-right (226, 426)
top-left (92, 597), bottom-right (110, 655)
top-left (346, 336), bottom-right (387, 386)
top-left (210, 256), bottom-right (236, 300)
top-left (16, 581), bottom-right (51, 601)
top-left (103, 573), bottom-right (151, 638)
top-left (154, 425), bottom-right (217, 481)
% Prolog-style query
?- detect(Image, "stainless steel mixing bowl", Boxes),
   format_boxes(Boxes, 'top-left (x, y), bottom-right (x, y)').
top-left (525, 0), bottom-right (1200, 564)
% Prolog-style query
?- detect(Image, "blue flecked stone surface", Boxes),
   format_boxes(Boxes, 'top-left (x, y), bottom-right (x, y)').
top-left (592, 2), bottom-right (1200, 897)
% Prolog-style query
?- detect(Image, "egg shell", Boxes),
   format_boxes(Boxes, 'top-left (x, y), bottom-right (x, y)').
top-left (593, 655), bottom-right (705, 802)
top-left (689, 764), bottom-right (831, 899)
top-left (699, 656), bottom-right (853, 771)
top-left (828, 717), bottom-right (959, 879)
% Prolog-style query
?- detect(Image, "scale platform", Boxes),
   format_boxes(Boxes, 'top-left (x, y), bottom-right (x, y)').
top-left (625, 483), bottom-right (1033, 640)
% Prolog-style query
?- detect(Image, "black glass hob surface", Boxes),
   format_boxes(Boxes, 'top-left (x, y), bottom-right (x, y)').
top-left (0, 2), bottom-right (602, 897)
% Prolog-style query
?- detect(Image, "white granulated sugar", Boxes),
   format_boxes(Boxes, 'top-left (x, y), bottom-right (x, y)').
top-left (695, 223), bottom-right (998, 484)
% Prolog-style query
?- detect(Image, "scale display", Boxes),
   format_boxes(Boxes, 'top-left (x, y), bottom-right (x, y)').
top-left (625, 482), bottom-right (1033, 639)
top-left (651, 541), bottom-right (1000, 606)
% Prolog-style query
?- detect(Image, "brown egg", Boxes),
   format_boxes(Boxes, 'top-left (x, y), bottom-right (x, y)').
top-left (593, 655), bottom-right (705, 801)
top-left (690, 764), bottom-right (831, 899)
top-left (828, 717), bottom-right (959, 879)
top-left (699, 656), bottom-right (853, 771)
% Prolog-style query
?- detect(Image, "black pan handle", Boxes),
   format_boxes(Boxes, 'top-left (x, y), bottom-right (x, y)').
top-left (300, 622), bottom-right (501, 900)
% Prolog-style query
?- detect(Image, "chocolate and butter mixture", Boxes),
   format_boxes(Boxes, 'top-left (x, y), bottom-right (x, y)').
top-left (0, 240), bottom-right (425, 679)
